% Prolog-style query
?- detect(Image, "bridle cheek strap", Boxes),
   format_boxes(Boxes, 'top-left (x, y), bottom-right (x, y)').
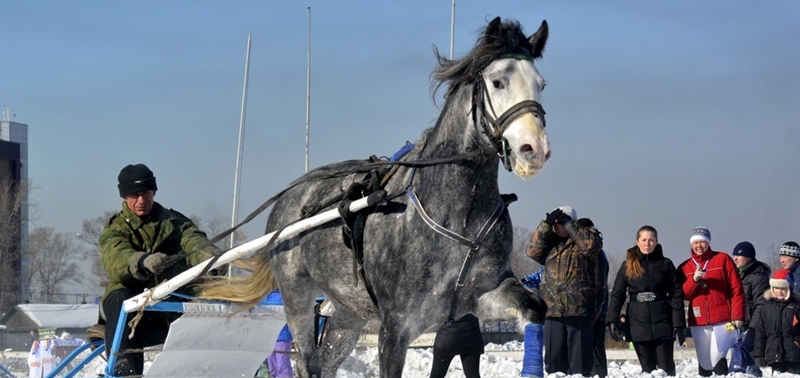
top-left (473, 75), bottom-right (546, 171)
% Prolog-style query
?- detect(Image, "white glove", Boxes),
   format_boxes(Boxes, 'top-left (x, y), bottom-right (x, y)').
top-left (733, 320), bottom-right (743, 329)
top-left (693, 269), bottom-right (706, 282)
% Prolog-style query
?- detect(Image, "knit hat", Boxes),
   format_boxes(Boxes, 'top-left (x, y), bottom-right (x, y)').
top-left (555, 206), bottom-right (577, 222)
top-left (779, 241), bottom-right (800, 258)
top-left (732, 241), bottom-right (756, 258)
top-left (689, 227), bottom-right (711, 244)
top-left (770, 268), bottom-right (794, 290)
top-left (117, 164), bottom-right (157, 198)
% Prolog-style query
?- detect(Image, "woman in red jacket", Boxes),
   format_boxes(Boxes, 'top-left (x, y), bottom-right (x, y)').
top-left (677, 227), bottom-right (746, 377)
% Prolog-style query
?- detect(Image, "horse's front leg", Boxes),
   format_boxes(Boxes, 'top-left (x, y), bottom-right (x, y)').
top-left (476, 275), bottom-right (546, 326)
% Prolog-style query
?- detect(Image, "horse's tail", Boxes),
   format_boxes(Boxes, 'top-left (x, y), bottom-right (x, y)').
top-left (198, 255), bottom-right (278, 310)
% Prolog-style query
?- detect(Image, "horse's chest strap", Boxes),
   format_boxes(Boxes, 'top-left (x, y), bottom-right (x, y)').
top-left (406, 188), bottom-right (507, 320)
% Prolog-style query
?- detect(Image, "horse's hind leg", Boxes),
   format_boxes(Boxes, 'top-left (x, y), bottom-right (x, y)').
top-left (476, 275), bottom-right (546, 327)
top-left (376, 316), bottom-right (414, 378)
top-left (319, 302), bottom-right (366, 377)
top-left (280, 283), bottom-right (324, 378)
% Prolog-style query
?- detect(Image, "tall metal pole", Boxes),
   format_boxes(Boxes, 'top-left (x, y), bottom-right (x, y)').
top-left (230, 33), bottom-right (252, 251)
top-left (305, 7), bottom-right (312, 173)
top-left (449, 0), bottom-right (455, 59)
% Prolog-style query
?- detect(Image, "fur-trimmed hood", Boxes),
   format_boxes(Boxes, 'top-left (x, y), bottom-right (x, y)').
top-left (763, 288), bottom-right (800, 301)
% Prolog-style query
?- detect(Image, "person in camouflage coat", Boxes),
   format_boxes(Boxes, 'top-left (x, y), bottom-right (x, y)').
top-left (98, 164), bottom-right (221, 376)
top-left (526, 206), bottom-right (603, 377)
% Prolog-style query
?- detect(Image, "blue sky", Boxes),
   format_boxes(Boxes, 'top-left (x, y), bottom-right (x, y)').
top-left (4, 1), bottom-right (800, 294)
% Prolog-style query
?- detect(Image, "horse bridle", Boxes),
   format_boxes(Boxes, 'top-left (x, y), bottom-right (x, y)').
top-left (472, 55), bottom-right (547, 171)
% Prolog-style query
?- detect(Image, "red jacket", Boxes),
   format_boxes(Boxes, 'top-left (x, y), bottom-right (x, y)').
top-left (678, 249), bottom-right (745, 326)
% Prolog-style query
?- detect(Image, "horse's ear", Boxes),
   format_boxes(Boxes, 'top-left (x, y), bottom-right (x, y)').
top-left (486, 17), bottom-right (502, 37)
top-left (528, 20), bottom-right (548, 60)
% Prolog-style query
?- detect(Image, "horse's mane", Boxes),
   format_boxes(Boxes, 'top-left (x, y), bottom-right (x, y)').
top-left (432, 19), bottom-right (536, 100)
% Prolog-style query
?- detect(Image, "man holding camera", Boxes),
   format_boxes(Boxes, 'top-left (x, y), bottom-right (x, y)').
top-left (526, 206), bottom-right (603, 377)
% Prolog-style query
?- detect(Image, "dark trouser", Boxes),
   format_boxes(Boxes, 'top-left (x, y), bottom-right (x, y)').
top-left (102, 288), bottom-right (180, 374)
top-left (632, 339), bottom-right (675, 376)
top-left (429, 353), bottom-right (481, 378)
top-left (698, 358), bottom-right (727, 377)
top-left (544, 316), bottom-right (593, 376)
top-left (591, 319), bottom-right (607, 378)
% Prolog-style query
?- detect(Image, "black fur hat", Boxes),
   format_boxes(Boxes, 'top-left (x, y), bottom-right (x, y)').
top-left (117, 164), bottom-right (157, 198)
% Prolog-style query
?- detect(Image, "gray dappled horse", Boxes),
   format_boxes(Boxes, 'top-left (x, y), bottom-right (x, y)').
top-left (202, 17), bottom-right (550, 378)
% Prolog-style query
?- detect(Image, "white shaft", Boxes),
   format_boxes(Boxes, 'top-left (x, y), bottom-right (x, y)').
top-left (122, 196), bottom-right (372, 313)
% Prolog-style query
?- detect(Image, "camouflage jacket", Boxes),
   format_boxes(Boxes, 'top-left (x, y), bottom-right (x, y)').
top-left (525, 220), bottom-right (603, 318)
top-left (99, 202), bottom-right (219, 298)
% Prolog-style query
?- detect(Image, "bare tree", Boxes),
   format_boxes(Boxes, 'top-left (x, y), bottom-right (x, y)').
top-left (76, 211), bottom-right (115, 288)
top-left (510, 225), bottom-right (539, 278)
top-left (28, 227), bottom-right (83, 303)
top-left (191, 214), bottom-right (248, 251)
top-left (0, 179), bottom-right (29, 311)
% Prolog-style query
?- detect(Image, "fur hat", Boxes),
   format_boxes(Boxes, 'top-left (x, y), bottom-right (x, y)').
top-left (770, 268), bottom-right (794, 290)
top-left (117, 164), bottom-right (157, 198)
top-left (689, 227), bottom-right (711, 244)
top-left (779, 241), bottom-right (800, 258)
top-left (555, 206), bottom-right (577, 222)
top-left (732, 241), bottom-right (756, 258)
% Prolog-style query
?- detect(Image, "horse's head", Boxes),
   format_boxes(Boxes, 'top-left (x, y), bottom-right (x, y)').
top-left (477, 18), bottom-right (550, 178)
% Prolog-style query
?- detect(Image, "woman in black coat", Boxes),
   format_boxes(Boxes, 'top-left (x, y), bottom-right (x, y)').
top-left (606, 225), bottom-right (685, 376)
top-left (429, 314), bottom-right (484, 378)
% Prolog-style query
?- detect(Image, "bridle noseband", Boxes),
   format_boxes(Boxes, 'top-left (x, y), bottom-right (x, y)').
top-left (472, 54), bottom-right (547, 171)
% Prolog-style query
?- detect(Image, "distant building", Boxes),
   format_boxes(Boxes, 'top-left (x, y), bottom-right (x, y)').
top-left (0, 115), bottom-right (29, 313)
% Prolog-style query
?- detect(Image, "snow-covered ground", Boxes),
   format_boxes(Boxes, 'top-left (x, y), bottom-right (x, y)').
top-left (5, 342), bottom-right (800, 377)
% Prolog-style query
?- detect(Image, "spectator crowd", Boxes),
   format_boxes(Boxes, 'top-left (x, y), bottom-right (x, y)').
top-left (521, 205), bottom-right (800, 377)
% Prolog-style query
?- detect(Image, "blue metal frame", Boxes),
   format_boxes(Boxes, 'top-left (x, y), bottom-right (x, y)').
top-left (44, 340), bottom-right (105, 378)
top-left (104, 301), bottom-right (186, 377)
top-left (44, 299), bottom-right (188, 378)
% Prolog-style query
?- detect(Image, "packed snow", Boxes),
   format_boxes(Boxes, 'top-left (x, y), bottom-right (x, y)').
top-left (8, 340), bottom-right (800, 378)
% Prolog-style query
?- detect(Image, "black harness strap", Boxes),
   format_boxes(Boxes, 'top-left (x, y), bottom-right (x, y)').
top-left (407, 187), bottom-right (507, 320)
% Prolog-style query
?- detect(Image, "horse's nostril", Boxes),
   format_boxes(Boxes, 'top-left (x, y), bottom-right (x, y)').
top-left (545, 150), bottom-right (551, 160)
top-left (520, 144), bottom-right (533, 154)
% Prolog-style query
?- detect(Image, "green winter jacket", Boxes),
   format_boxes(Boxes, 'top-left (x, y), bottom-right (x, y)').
top-left (525, 220), bottom-right (603, 318)
top-left (99, 202), bottom-right (220, 299)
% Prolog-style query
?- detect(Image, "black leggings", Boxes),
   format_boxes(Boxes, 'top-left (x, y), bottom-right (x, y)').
top-left (429, 353), bottom-right (481, 378)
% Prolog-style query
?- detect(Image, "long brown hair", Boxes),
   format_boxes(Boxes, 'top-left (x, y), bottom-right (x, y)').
top-left (626, 225), bottom-right (658, 279)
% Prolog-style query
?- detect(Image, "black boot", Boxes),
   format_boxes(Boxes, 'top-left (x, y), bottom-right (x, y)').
top-left (698, 364), bottom-right (712, 377)
top-left (713, 358), bottom-right (728, 375)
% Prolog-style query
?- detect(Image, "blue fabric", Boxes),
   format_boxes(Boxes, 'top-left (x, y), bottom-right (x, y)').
top-left (277, 324), bottom-right (293, 342)
top-left (260, 290), bottom-right (293, 341)
top-left (521, 267), bottom-right (544, 290)
top-left (521, 323), bottom-right (544, 377)
top-left (390, 143), bottom-right (415, 162)
top-left (261, 290), bottom-right (283, 306)
top-left (729, 335), bottom-right (756, 374)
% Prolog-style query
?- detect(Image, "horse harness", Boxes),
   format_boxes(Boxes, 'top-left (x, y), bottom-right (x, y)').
top-left (183, 52), bottom-right (548, 322)
top-left (473, 53), bottom-right (547, 172)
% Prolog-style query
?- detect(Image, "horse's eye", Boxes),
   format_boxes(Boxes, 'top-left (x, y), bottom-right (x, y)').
top-left (492, 80), bottom-right (505, 89)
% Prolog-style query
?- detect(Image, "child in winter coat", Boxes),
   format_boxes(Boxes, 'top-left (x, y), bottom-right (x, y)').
top-left (752, 269), bottom-right (800, 374)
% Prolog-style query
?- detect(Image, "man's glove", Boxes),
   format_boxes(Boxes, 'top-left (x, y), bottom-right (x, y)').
top-left (675, 327), bottom-right (686, 346)
top-left (544, 208), bottom-right (563, 226)
top-left (607, 323), bottom-right (622, 342)
top-left (733, 320), bottom-right (743, 330)
top-left (693, 268), bottom-right (706, 283)
top-left (140, 252), bottom-right (172, 275)
top-left (755, 357), bottom-right (766, 368)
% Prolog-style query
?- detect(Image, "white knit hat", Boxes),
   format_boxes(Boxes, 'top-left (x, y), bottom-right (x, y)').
top-left (779, 242), bottom-right (800, 258)
top-left (689, 227), bottom-right (711, 244)
top-left (555, 206), bottom-right (577, 222)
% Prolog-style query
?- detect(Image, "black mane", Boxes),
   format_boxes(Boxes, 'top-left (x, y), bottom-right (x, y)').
top-left (432, 17), bottom-right (536, 99)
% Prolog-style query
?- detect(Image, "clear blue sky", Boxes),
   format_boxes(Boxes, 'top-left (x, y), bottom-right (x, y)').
top-left (4, 1), bottom-right (800, 295)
